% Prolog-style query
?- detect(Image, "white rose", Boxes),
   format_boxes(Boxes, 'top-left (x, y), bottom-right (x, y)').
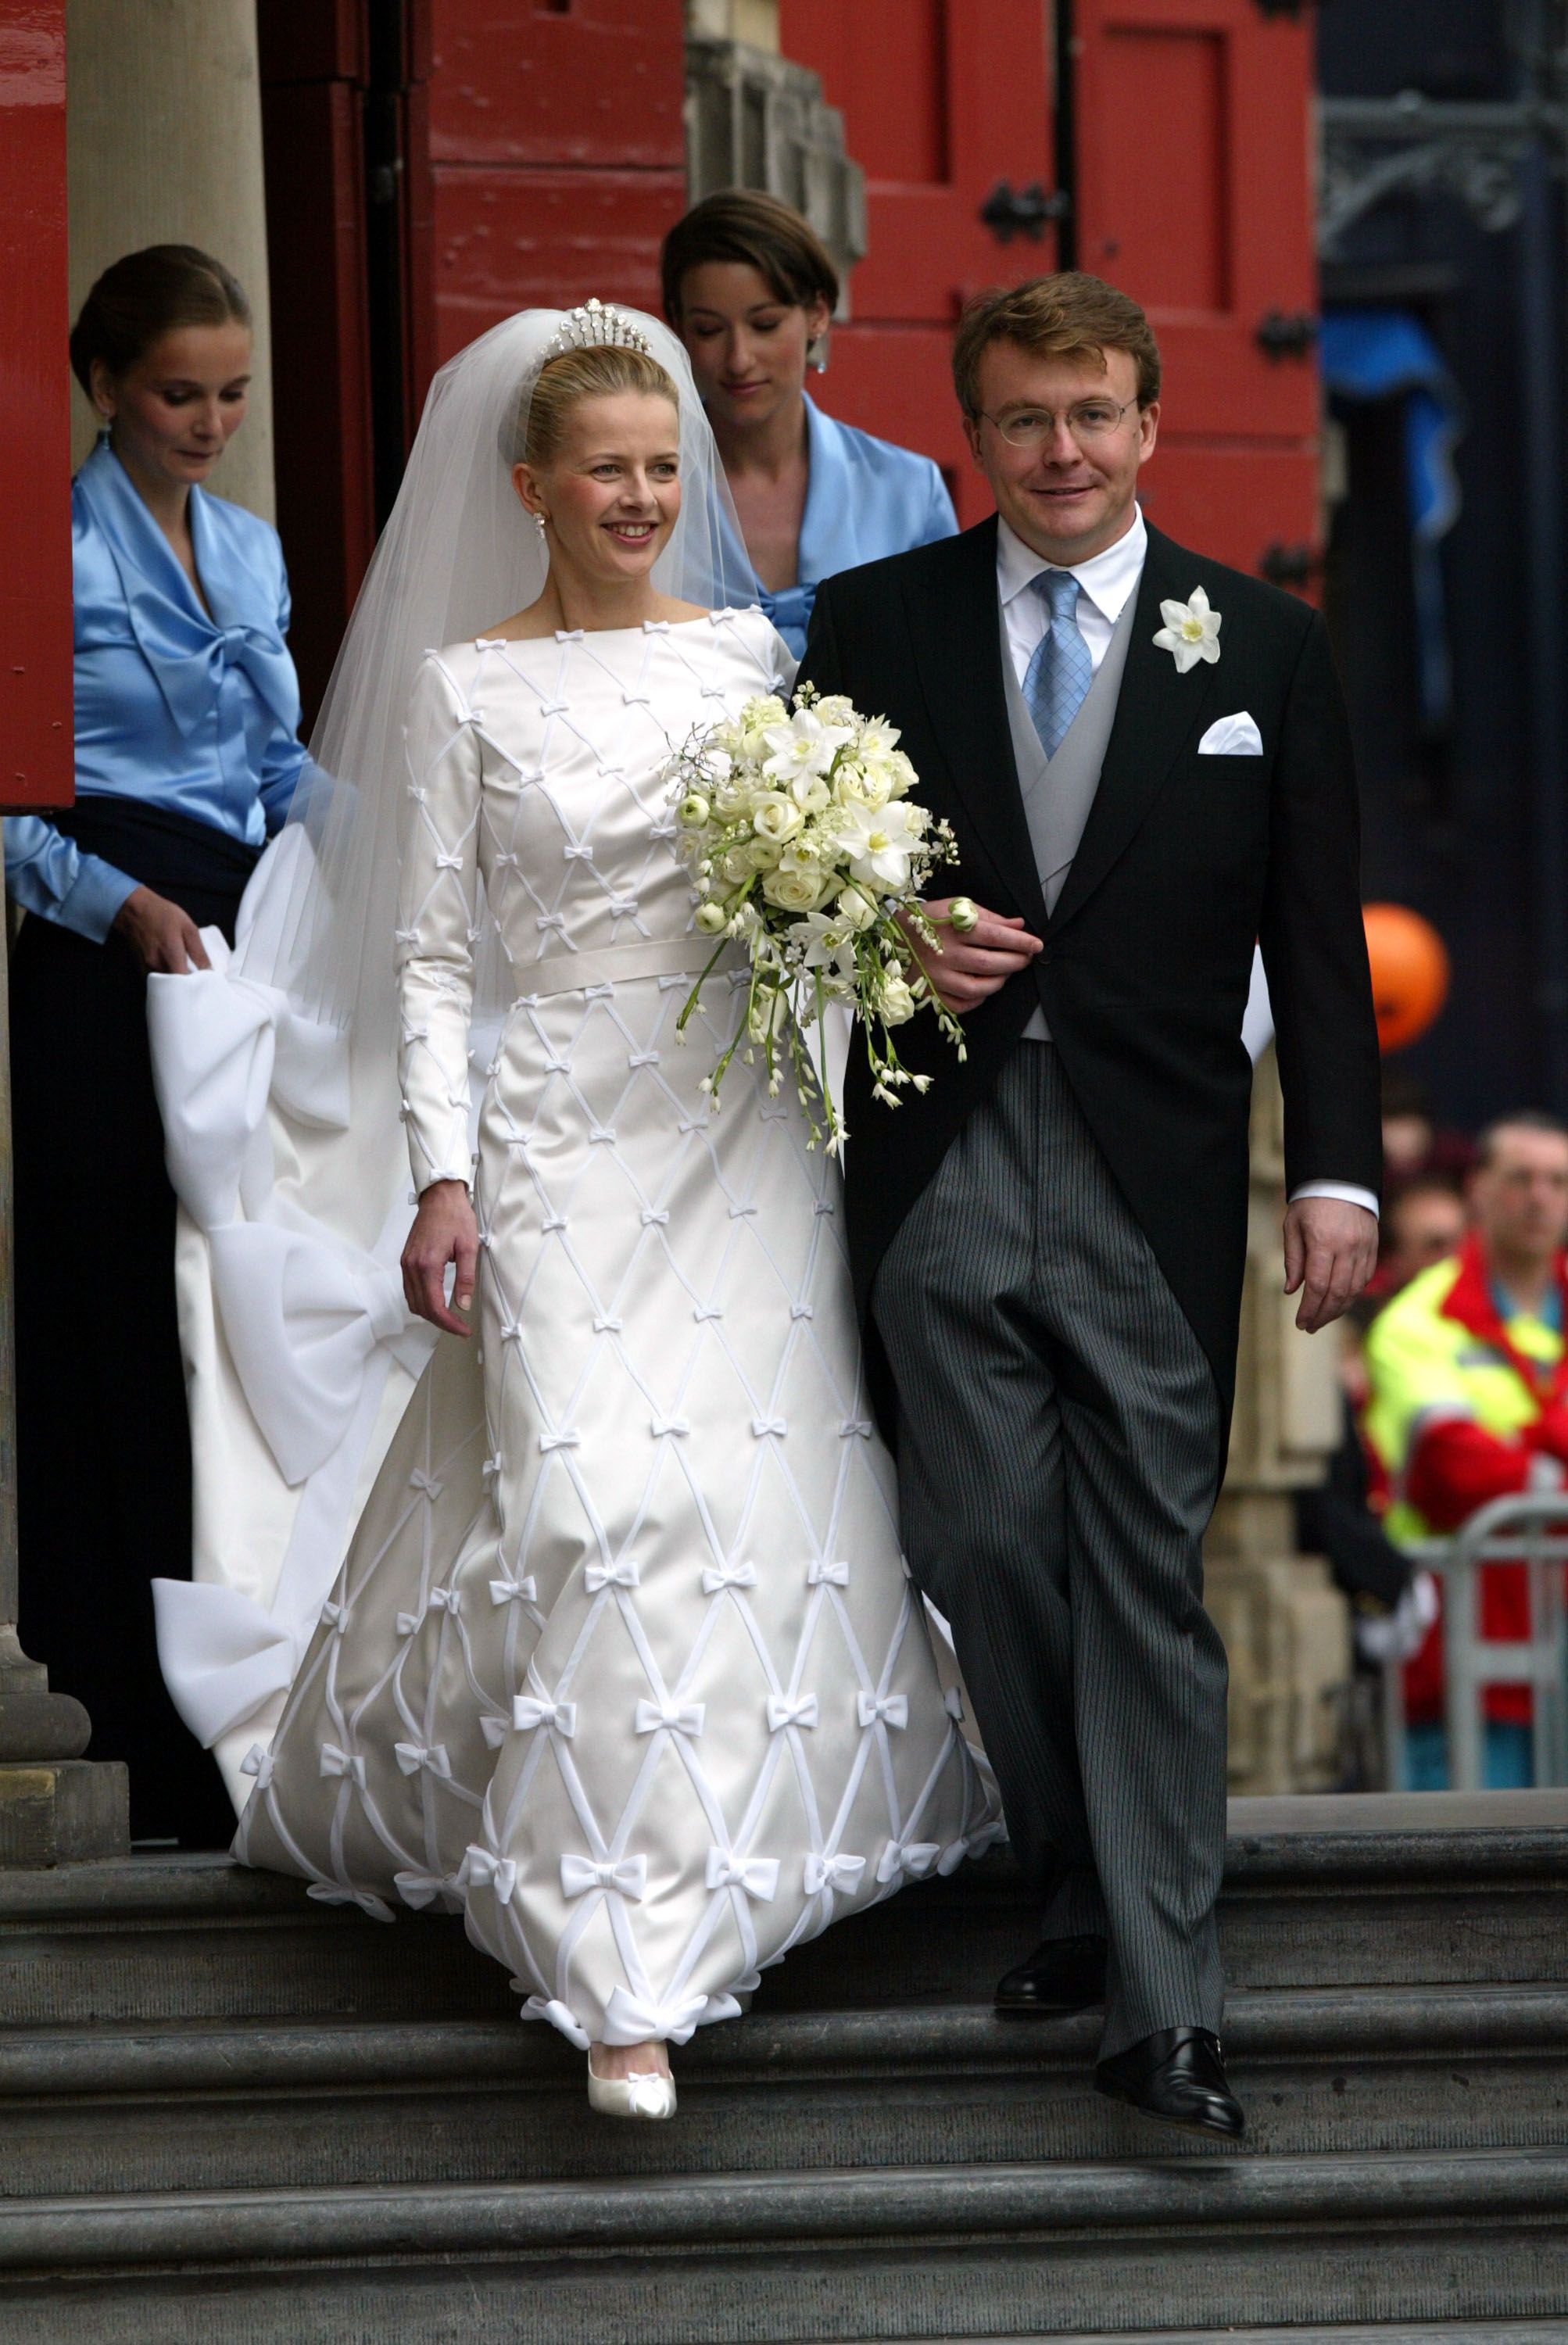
top-left (879, 973), bottom-right (917, 1026)
top-left (722, 846), bottom-right (757, 883)
top-left (763, 866), bottom-right (832, 914)
top-left (836, 886), bottom-right (878, 933)
top-left (884, 750), bottom-right (918, 800)
top-left (752, 793), bottom-right (804, 845)
top-left (694, 900), bottom-right (729, 934)
top-left (813, 694), bottom-right (856, 727)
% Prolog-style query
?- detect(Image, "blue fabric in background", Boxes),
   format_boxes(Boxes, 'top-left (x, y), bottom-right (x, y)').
top-left (749, 394), bottom-right (958, 657)
top-left (1320, 309), bottom-right (1466, 732)
top-left (4, 441), bottom-right (307, 942)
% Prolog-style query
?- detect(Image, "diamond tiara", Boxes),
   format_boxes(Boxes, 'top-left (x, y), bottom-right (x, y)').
top-left (539, 299), bottom-right (653, 364)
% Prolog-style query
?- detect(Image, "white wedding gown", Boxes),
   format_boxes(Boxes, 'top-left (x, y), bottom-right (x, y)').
top-left (237, 608), bottom-right (999, 2048)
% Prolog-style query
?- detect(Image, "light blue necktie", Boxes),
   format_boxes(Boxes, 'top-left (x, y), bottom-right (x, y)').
top-left (1022, 569), bottom-right (1093, 761)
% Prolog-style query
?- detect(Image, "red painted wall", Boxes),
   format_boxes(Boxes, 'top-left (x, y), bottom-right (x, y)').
top-left (0, 0), bottom-right (73, 811)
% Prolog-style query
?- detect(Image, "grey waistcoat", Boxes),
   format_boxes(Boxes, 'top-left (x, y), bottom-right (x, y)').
top-left (1001, 584), bottom-right (1140, 1040)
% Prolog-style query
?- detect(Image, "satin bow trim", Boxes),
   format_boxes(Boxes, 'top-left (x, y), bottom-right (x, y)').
top-left (457, 1845), bottom-right (519, 1904)
top-left (393, 1871), bottom-right (457, 1910)
top-left (706, 1848), bottom-right (780, 1900)
top-left (804, 1853), bottom-right (866, 1895)
top-left (877, 1839), bottom-right (941, 1883)
top-left (490, 1573), bottom-right (538, 1606)
top-left (601, 1984), bottom-right (709, 2047)
top-left (560, 1853), bottom-right (648, 1900)
top-left (585, 1559), bottom-right (640, 1592)
top-left (522, 1996), bottom-right (593, 2051)
top-left (240, 1742), bottom-right (275, 1789)
top-left (702, 1562), bottom-right (757, 1593)
top-left (858, 1692), bottom-right (909, 1730)
top-left (634, 1699), bottom-right (705, 1736)
top-left (808, 1559), bottom-right (850, 1587)
top-left (319, 1744), bottom-right (367, 1788)
top-left (394, 1742), bottom-right (452, 1779)
top-left (209, 1219), bottom-right (410, 1486)
top-left (148, 906), bottom-right (352, 1232)
top-left (766, 1692), bottom-right (818, 1731)
top-left (513, 1695), bottom-right (576, 1737)
top-left (306, 1880), bottom-right (393, 1922)
top-left (152, 1578), bottom-right (300, 1751)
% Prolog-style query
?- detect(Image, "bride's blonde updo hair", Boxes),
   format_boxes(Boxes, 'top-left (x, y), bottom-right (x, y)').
top-left (510, 343), bottom-right (680, 468)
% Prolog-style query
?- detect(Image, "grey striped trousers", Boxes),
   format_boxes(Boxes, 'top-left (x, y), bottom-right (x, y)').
top-left (872, 1043), bottom-right (1227, 2057)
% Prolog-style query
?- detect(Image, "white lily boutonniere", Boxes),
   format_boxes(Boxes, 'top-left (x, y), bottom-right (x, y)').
top-left (1154, 585), bottom-right (1223, 675)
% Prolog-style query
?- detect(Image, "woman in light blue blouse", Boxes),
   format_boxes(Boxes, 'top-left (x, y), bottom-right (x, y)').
top-left (662, 192), bottom-right (957, 657)
top-left (7, 246), bottom-right (307, 1849)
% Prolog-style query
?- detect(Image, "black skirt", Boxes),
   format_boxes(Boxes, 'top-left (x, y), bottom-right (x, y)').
top-left (10, 800), bottom-right (261, 1847)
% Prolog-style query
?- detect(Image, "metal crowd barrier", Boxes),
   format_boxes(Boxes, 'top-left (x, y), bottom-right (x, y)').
top-left (1383, 1492), bottom-right (1568, 1792)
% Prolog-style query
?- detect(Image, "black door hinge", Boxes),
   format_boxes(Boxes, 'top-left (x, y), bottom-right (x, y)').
top-left (979, 181), bottom-right (1072, 245)
top-left (1255, 309), bottom-right (1319, 360)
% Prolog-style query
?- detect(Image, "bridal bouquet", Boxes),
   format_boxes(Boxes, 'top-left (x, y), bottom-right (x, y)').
top-left (665, 683), bottom-right (968, 1150)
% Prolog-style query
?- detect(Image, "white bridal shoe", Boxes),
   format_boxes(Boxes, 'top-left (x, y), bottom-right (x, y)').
top-left (586, 2053), bottom-right (677, 2121)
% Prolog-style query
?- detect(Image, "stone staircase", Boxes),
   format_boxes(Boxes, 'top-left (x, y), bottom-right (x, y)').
top-left (1, 1792), bottom-right (1566, 2343)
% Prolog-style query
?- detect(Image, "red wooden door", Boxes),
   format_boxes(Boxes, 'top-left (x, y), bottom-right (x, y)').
top-left (780, 1), bottom-right (1061, 525)
top-left (0, 0), bottom-right (73, 811)
top-left (421, 0), bottom-right (689, 385)
top-left (1070, 0), bottom-right (1319, 581)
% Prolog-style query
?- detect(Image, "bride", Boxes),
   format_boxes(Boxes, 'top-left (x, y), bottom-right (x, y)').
top-left (183, 303), bottom-right (996, 2118)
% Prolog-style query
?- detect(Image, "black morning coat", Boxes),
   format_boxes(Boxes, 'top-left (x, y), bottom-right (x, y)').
top-left (797, 514), bottom-right (1384, 1442)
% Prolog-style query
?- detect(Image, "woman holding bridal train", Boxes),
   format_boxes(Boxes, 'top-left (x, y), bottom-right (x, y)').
top-left (230, 303), bottom-right (997, 2117)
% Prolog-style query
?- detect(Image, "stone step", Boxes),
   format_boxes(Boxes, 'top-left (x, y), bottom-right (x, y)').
top-left (0, 2148), bottom-right (1564, 2343)
top-left (2, 1985), bottom-right (1566, 2198)
top-left (2, 1794), bottom-right (1566, 2028)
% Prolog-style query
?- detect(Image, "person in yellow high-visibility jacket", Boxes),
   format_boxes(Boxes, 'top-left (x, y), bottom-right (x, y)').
top-left (1364, 1112), bottom-right (1568, 1788)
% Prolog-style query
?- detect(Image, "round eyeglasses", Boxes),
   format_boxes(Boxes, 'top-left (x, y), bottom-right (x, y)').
top-left (976, 398), bottom-right (1139, 449)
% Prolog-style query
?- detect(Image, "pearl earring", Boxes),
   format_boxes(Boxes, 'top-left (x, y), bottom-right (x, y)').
top-left (532, 510), bottom-right (548, 533)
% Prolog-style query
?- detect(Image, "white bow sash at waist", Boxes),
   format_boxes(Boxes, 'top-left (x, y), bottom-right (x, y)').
top-left (514, 937), bottom-right (746, 1001)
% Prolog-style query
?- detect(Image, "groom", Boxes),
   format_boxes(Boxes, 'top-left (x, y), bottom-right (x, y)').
top-left (800, 274), bottom-right (1380, 2136)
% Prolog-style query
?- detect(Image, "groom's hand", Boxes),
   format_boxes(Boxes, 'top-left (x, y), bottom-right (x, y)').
top-left (905, 899), bottom-right (1043, 1015)
top-left (1283, 1197), bottom-right (1379, 1334)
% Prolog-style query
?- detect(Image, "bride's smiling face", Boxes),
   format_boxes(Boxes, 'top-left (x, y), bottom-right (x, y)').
top-left (513, 392), bottom-right (682, 587)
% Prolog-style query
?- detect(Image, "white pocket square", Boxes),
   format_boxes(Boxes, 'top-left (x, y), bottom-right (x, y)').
top-left (1197, 711), bottom-right (1263, 756)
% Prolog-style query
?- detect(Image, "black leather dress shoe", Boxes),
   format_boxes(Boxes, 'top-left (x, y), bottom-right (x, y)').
top-left (1095, 2027), bottom-right (1245, 2137)
top-left (994, 1933), bottom-right (1108, 2016)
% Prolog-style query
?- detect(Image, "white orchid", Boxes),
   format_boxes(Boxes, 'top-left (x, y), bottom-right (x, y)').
top-left (789, 909), bottom-right (857, 977)
top-left (1154, 585), bottom-right (1223, 675)
top-left (761, 704), bottom-right (853, 786)
top-left (834, 797), bottom-right (923, 890)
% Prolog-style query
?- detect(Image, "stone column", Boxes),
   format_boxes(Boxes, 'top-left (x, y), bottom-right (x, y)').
top-left (1205, 1047), bottom-right (1355, 1794)
top-left (65, 0), bottom-right (275, 521)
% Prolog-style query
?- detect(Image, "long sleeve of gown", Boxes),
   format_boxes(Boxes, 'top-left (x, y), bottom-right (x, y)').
top-left (396, 653), bottom-right (483, 1194)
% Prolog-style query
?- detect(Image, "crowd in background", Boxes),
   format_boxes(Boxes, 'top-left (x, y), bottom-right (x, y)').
top-left (1326, 1073), bottom-right (1568, 1789)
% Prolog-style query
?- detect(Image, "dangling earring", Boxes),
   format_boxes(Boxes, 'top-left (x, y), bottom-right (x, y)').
top-left (532, 510), bottom-right (548, 534)
top-left (807, 337), bottom-right (829, 375)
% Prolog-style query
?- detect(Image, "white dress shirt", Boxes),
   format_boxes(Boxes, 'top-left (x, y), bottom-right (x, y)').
top-left (993, 508), bottom-right (1376, 1222)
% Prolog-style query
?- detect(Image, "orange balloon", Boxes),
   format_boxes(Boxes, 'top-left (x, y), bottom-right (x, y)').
top-left (1362, 902), bottom-right (1449, 1052)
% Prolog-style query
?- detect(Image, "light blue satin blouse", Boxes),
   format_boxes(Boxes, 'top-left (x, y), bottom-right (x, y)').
top-left (4, 441), bottom-right (307, 942)
top-left (751, 396), bottom-right (958, 657)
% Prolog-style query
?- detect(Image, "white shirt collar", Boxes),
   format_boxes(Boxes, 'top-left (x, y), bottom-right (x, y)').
top-left (996, 505), bottom-right (1147, 627)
